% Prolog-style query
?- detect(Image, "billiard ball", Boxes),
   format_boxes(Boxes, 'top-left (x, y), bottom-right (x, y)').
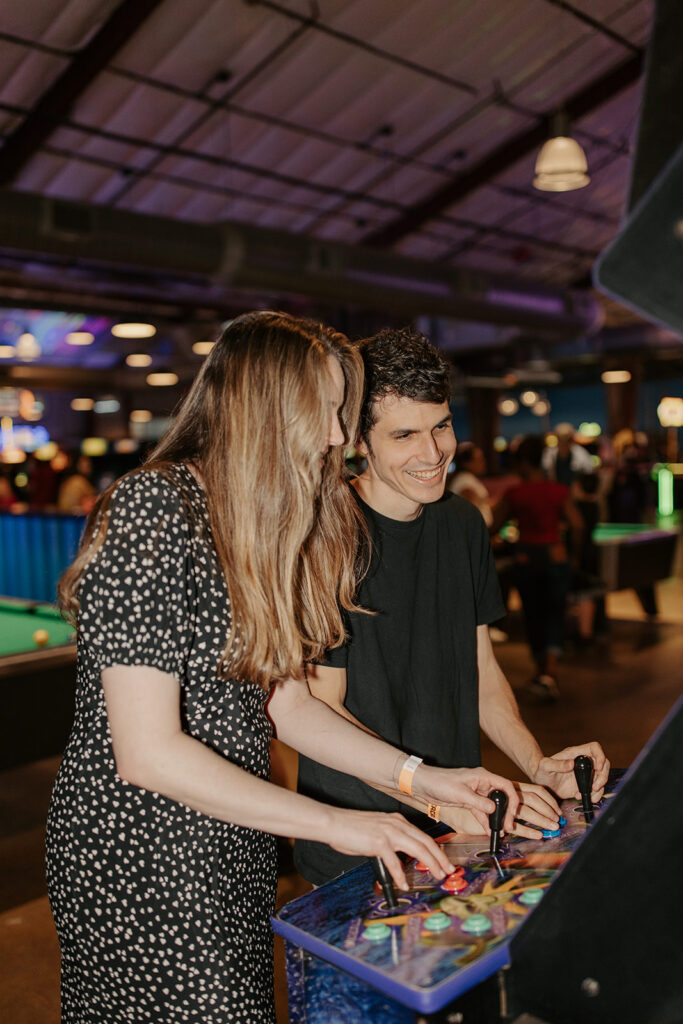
top-left (33, 629), bottom-right (50, 647)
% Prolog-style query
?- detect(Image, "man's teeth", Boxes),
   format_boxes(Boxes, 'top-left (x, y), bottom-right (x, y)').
top-left (407, 466), bottom-right (442, 480)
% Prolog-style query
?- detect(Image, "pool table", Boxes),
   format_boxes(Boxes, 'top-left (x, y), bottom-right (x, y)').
top-left (0, 597), bottom-right (77, 770)
top-left (592, 522), bottom-right (680, 615)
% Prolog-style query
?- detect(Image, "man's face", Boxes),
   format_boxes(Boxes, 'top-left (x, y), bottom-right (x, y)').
top-left (357, 394), bottom-right (456, 521)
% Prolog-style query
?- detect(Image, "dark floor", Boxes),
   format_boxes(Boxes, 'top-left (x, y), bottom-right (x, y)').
top-left (1, 580), bottom-right (682, 1023)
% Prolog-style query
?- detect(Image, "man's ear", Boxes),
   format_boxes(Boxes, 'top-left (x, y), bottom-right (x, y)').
top-left (355, 435), bottom-right (369, 457)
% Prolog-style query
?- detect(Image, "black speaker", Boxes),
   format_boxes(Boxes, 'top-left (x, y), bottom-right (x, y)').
top-left (594, 0), bottom-right (683, 333)
top-left (510, 695), bottom-right (683, 1024)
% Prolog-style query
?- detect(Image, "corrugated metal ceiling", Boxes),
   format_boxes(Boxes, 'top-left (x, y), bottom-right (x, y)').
top-left (0, 0), bottom-right (654, 315)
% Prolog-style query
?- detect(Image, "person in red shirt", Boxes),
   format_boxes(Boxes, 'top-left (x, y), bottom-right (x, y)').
top-left (495, 435), bottom-right (583, 700)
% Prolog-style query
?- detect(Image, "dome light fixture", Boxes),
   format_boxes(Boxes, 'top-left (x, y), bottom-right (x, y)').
top-left (601, 369), bottom-right (632, 384)
top-left (192, 341), bottom-right (216, 356)
top-left (147, 370), bottom-right (178, 387)
top-left (497, 397), bottom-right (519, 416)
top-left (112, 322), bottom-right (157, 339)
top-left (125, 353), bottom-right (153, 367)
top-left (533, 112), bottom-right (590, 193)
top-left (66, 331), bottom-right (94, 346)
top-left (16, 332), bottom-right (41, 360)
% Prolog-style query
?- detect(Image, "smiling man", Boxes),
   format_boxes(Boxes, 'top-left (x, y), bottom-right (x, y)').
top-left (294, 328), bottom-right (609, 886)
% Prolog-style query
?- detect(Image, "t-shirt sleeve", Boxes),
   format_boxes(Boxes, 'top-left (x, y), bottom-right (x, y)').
top-left (310, 639), bottom-right (348, 669)
top-left (78, 473), bottom-right (195, 681)
top-left (466, 503), bottom-right (506, 626)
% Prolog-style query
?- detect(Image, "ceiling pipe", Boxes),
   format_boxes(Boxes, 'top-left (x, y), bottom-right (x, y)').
top-left (0, 189), bottom-right (601, 335)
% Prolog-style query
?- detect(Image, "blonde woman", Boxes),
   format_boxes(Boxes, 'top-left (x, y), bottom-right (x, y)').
top-left (47, 312), bottom-right (517, 1024)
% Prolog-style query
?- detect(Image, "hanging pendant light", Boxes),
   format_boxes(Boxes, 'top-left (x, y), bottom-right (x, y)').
top-left (533, 111), bottom-right (590, 193)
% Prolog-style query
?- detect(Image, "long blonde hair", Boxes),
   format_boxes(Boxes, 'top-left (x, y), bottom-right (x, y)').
top-left (59, 311), bottom-right (367, 688)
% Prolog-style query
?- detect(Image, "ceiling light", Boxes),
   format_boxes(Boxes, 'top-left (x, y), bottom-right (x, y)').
top-left (114, 438), bottom-right (140, 454)
top-left (15, 332), bottom-right (41, 360)
top-left (192, 341), bottom-right (216, 356)
top-left (125, 353), bottom-right (152, 367)
top-left (147, 371), bottom-right (178, 387)
top-left (130, 409), bottom-right (153, 422)
top-left (94, 397), bottom-right (121, 414)
top-left (66, 331), bottom-right (94, 346)
top-left (2, 447), bottom-right (26, 464)
top-left (601, 370), bottom-right (632, 384)
top-left (112, 322), bottom-right (157, 339)
top-left (71, 397), bottom-right (94, 411)
top-left (520, 390), bottom-right (539, 407)
top-left (81, 437), bottom-right (108, 456)
top-left (498, 397), bottom-right (519, 416)
top-left (532, 399), bottom-right (551, 416)
top-left (533, 112), bottom-right (590, 193)
top-left (0, 345), bottom-right (16, 358)
top-left (35, 442), bottom-right (58, 461)
top-left (658, 397), bottom-right (683, 428)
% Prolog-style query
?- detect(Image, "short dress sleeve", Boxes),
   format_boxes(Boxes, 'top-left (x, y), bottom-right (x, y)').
top-left (78, 471), bottom-right (195, 681)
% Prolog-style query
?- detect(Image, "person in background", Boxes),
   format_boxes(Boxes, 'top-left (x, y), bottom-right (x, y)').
top-left (47, 311), bottom-right (518, 1024)
top-left (495, 435), bottom-right (583, 700)
top-left (57, 453), bottom-right (97, 513)
top-left (26, 453), bottom-right (59, 509)
top-left (542, 422), bottom-right (595, 486)
top-left (448, 442), bottom-right (493, 526)
top-left (569, 470), bottom-right (606, 646)
top-left (0, 467), bottom-right (16, 509)
top-left (448, 442), bottom-right (508, 643)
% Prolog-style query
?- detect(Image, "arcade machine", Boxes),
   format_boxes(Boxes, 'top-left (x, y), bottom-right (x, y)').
top-left (272, 695), bottom-right (683, 1023)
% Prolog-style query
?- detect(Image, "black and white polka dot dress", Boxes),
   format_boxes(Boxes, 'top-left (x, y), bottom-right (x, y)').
top-left (46, 466), bottom-right (277, 1023)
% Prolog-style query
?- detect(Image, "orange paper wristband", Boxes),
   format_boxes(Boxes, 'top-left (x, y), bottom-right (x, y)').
top-left (398, 754), bottom-right (423, 796)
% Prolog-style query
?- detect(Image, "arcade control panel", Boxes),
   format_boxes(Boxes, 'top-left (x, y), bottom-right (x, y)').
top-left (274, 760), bottom-right (612, 1017)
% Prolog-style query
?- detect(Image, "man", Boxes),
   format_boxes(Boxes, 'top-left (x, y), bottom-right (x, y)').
top-left (542, 422), bottom-right (595, 486)
top-left (295, 328), bottom-right (609, 886)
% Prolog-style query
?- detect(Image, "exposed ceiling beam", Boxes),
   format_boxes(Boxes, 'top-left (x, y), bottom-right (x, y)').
top-left (0, 188), bottom-right (601, 335)
top-left (0, 0), bottom-right (165, 187)
top-left (363, 52), bottom-right (644, 249)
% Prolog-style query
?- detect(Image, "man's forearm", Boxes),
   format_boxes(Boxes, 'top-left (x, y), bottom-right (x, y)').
top-left (478, 656), bottom-right (544, 781)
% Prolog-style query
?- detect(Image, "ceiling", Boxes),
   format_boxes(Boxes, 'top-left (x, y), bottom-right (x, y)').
top-left (1, 0), bottom-right (681, 396)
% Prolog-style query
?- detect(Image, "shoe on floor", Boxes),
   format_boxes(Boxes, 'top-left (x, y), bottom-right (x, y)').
top-left (528, 674), bottom-right (560, 701)
top-left (489, 626), bottom-right (509, 643)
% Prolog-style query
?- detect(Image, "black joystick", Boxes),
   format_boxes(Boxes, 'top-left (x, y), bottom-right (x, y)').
top-left (488, 789), bottom-right (508, 857)
top-left (574, 755), bottom-right (594, 822)
top-left (371, 856), bottom-right (398, 911)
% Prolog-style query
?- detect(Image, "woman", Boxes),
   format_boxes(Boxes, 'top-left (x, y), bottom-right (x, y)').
top-left (47, 312), bottom-right (517, 1024)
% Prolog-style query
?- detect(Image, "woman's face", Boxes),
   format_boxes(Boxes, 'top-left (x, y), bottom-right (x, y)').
top-left (319, 355), bottom-right (346, 458)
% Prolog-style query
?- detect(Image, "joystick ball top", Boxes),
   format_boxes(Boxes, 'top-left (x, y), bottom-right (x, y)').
top-left (488, 789), bottom-right (508, 831)
top-left (573, 755), bottom-right (594, 792)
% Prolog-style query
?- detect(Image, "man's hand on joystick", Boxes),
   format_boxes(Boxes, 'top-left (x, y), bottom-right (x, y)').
top-left (573, 754), bottom-right (594, 822)
top-left (488, 789), bottom-right (508, 856)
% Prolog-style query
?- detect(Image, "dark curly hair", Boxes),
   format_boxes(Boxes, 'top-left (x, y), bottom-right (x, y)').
top-left (356, 327), bottom-right (450, 444)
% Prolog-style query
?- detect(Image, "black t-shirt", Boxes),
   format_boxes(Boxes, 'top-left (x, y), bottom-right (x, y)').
top-left (295, 489), bottom-right (505, 885)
